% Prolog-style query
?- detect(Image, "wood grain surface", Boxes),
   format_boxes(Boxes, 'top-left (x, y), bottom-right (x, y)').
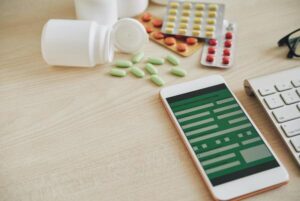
top-left (0, 0), bottom-right (299, 200)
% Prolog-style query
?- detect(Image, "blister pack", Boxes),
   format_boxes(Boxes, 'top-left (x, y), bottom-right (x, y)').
top-left (138, 12), bottom-right (204, 57)
top-left (201, 20), bottom-right (237, 68)
top-left (161, 1), bottom-right (225, 39)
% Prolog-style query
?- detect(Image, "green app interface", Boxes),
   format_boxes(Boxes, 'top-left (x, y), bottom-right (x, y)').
top-left (167, 84), bottom-right (279, 186)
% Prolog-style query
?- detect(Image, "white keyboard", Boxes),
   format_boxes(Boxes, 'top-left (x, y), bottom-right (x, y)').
top-left (244, 66), bottom-right (300, 166)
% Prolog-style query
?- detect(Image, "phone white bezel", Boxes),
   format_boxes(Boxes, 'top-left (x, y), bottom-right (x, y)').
top-left (160, 75), bottom-right (289, 200)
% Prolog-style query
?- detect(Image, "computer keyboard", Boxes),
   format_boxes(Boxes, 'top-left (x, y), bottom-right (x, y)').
top-left (244, 66), bottom-right (300, 166)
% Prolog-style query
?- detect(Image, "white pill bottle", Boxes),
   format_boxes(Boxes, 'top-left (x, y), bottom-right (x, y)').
top-left (41, 19), bottom-right (148, 67)
top-left (74, 0), bottom-right (118, 26)
top-left (74, 0), bottom-right (149, 24)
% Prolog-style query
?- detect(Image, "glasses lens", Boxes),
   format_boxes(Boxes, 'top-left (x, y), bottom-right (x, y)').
top-left (288, 30), bottom-right (300, 56)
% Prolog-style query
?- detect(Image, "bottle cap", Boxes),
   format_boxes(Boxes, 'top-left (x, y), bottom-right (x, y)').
top-left (112, 18), bottom-right (148, 53)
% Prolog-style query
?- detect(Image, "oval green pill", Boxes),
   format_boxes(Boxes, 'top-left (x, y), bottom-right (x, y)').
top-left (171, 67), bottom-right (187, 77)
top-left (150, 75), bottom-right (165, 86)
top-left (166, 54), bottom-right (180, 66)
top-left (130, 66), bottom-right (145, 78)
top-left (115, 60), bottom-right (133, 68)
top-left (145, 63), bottom-right (158, 75)
top-left (132, 52), bottom-right (144, 64)
top-left (148, 57), bottom-right (164, 65)
top-left (110, 68), bottom-right (127, 77)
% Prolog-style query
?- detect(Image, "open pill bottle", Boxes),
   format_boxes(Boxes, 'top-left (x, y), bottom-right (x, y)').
top-left (41, 18), bottom-right (148, 67)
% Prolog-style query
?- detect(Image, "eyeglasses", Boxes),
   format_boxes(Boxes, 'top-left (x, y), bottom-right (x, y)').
top-left (278, 28), bottom-right (300, 58)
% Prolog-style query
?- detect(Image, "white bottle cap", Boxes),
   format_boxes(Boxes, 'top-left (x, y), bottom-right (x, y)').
top-left (112, 18), bottom-right (148, 54)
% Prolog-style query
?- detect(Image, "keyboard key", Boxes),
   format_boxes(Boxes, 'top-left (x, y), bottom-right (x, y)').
top-left (282, 119), bottom-right (300, 137)
top-left (258, 86), bottom-right (276, 96)
top-left (291, 135), bottom-right (300, 152)
top-left (280, 90), bottom-right (300, 105)
top-left (292, 79), bottom-right (300, 87)
top-left (272, 105), bottom-right (300, 123)
top-left (264, 94), bottom-right (284, 109)
top-left (275, 82), bottom-right (293, 92)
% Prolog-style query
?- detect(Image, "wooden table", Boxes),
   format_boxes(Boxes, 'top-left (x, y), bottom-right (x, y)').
top-left (0, 0), bottom-right (299, 200)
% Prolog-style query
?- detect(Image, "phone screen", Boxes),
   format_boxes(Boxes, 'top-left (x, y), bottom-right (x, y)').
top-left (166, 84), bottom-right (279, 186)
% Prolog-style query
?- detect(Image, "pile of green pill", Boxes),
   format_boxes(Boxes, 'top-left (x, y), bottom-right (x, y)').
top-left (109, 53), bottom-right (187, 87)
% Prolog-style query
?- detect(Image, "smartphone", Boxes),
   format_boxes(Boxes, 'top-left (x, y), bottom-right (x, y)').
top-left (160, 75), bottom-right (289, 200)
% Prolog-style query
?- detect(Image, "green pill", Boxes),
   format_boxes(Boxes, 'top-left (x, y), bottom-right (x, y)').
top-left (148, 57), bottom-right (164, 65)
top-left (145, 63), bottom-right (158, 75)
top-left (110, 68), bottom-right (127, 77)
top-left (115, 60), bottom-right (133, 68)
top-left (150, 75), bottom-right (165, 86)
top-left (132, 52), bottom-right (144, 64)
top-left (130, 66), bottom-right (145, 78)
top-left (171, 67), bottom-right (187, 77)
top-left (166, 54), bottom-right (180, 66)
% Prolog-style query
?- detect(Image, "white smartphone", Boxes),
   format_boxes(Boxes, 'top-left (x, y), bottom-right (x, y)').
top-left (160, 75), bottom-right (289, 200)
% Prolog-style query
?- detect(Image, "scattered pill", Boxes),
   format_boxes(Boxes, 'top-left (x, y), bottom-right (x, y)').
top-left (206, 55), bottom-right (214, 62)
top-left (207, 19), bottom-right (216, 25)
top-left (178, 29), bottom-right (187, 35)
top-left (115, 60), bottom-right (133, 68)
top-left (196, 3), bottom-right (205, 10)
top-left (208, 4), bottom-right (218, 11)
top-left (168, 15), bottom-right (176, 22)
top-left (146, 26), bottom-right (153, 33)
top-left (225, 32), bottom-right (233, 39)
top-left (169, 9), bottom-right (177, 15)
top-left (171, 67), bottom-right (187, 77)
top-left (152, 19), bottom-right (163, 28)
top-left (195, 11), bottom-right (203, 17)
top-left (142, 12), bottom-right (152, 22)
top-left (150, 75), bottom-right (165, 86)
top-left (224, 40), bottom-right (232, 48)
top-left (186, 37), bottom-right (197, 45)
top-left (148, 57), bottom-right (164, 65)
top-left (153, 31), bottom-right (165, 40)
top-left (177, 43), bottom-right (187, 52)
top-left (180, 17), bottom-right (189, 23)
top-left (223, 49), bottom-right (231, 56)
top-left (208, 11), bottom-right (217, 18)
top-left (194, 17), bottom-right (202, 24)
top-left (222, 57), bottom-right (230, 64)
top-left (209, 39), bottom-right (217, 46)
top-left (130, 66), bottom-right (145, 78)
top-left (110, 68), bottom-right (127, 77)
top-left (145, 63), bottom-right (158, 75)
top-left (208, 47), bottom-right (215, 54)
top-left (166, 54), bottom-right (180, 66)
top-left (132, 52), bottom-right (144, 64)
top-left (164, 37), bottom-right (176, 46)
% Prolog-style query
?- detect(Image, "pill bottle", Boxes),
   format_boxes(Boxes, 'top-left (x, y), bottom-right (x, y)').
top-left (41, 19), bottom-right (148, 67)
top-left (74, 0), bottom-right (148, 24)
top-left (117, 0), bottom-right (149, 18)
top-left (74, 0), bottom-right (118, 26)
